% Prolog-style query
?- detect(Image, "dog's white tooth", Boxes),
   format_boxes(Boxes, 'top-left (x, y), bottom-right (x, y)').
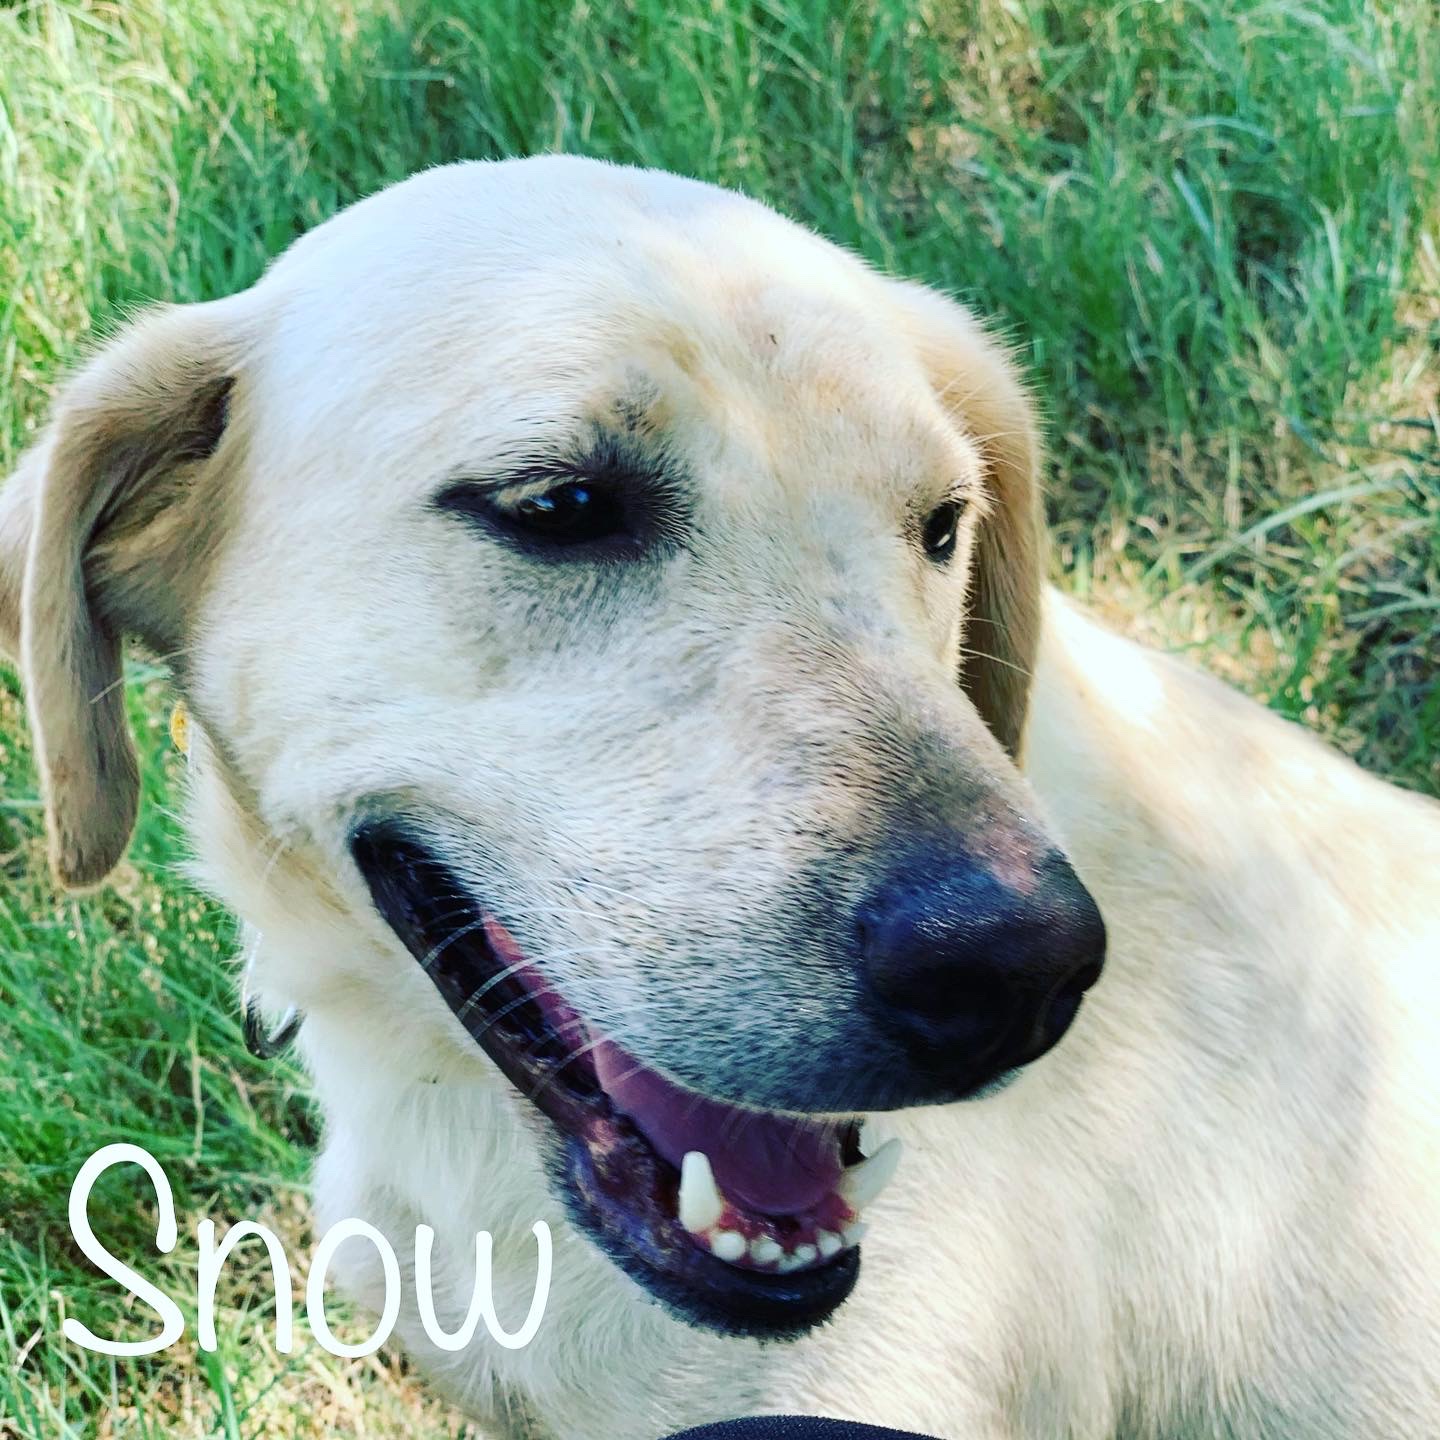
top-left (711, 1230), bottom-right (747, 1262)
top-left (838, 1136), bottom-right (903, 1211)
top-left (750, 1236), bottom-right (783, 1266)
top-left (679, 1151), bottom-right (725, 1233)
top-left (842, 1220), bottom-right (868, 1248)
top-left (815, 1230), bottom-right (842, 1259)
top-left (775, 1252), bottom-right (805, 1273)
top-left (794, 1243), bottom-right (818, 1264)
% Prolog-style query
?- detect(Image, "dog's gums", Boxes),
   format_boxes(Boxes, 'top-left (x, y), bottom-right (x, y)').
top-left (349, 820), bottom-right (873, 1337)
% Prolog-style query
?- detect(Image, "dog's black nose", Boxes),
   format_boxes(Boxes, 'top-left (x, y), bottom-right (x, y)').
top-left (858, 848), bottom-right (1105, 1095)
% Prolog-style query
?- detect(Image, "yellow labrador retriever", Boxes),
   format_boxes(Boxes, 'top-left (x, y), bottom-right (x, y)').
top-left (2, 157), bottom-right (1438, 1440)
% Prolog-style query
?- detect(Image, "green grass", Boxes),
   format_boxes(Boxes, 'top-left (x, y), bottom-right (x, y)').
top-left (1, 0), bottom-right (1437, 1434)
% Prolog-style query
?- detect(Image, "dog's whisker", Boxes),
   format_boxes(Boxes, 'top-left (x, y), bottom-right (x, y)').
top-left (521, 1032), bottom-right (612, 1108)
top-left (958, 642), bottom-right (1034, 679)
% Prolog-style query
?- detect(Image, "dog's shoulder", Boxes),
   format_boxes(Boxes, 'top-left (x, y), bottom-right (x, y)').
top-left (1027, 590), bottom-right (1440, 1089)
top-left (1029, 589), bottom-right (1440, 891)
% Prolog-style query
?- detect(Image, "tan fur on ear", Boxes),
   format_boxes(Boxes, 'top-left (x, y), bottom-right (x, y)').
top-left (0, 446), bottom-right (39, 661)
top-left (887, 281), bottom-right (1045, 759)
top-left (11, 299), bottom-right (248, 889)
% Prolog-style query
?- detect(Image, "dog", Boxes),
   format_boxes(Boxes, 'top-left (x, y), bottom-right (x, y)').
top-left (3, 156), bottom-right (1439, 1440)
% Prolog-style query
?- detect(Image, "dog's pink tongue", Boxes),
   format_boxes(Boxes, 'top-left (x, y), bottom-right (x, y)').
top-left (592, 1038), bottom-right (841, 1215)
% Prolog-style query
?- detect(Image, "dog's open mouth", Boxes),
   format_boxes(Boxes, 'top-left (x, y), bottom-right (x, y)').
top-left (351, 820), bottom-right (879, 1337)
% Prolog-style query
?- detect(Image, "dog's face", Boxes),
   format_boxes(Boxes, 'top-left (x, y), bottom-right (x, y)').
top-left (0, 157), bottom-right (1103, 1338)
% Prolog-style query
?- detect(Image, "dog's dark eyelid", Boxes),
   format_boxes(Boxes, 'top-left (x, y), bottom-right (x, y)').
top-left (432, 481), bottom-right (492, 519)
top-left (432, 438), bottom-right (692, 555)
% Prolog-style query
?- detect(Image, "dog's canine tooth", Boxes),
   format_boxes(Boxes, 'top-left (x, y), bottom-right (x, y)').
top-left (710, 1229), bottom-right (747, 1262)
top-left (679, 1150), bottom-right (725, 1233)
top-left (750, 1235), bottom-right (783, 1265)
top-left (815, 1229), bottom-right (843, 1259)
top-left (842, 1220), bottom-right (868, 1248)
top-left (837, 1136), bottom-right (903, 1211)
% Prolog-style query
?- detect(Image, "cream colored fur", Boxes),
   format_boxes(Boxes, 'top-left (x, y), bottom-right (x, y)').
top-left (2, 157), bottom-right (1438, 1440)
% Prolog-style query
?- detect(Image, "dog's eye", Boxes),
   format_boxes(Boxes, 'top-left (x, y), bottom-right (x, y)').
top-left (504, 482), bottom-right (626, 545)
top-left (439, 478), bottom-right (633, 550)
top-left (921, 500), bottom-right (963, 561)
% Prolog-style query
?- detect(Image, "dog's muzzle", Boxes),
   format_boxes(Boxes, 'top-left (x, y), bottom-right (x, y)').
top-left (348, 816), bottom-right (1105, 1339)
top-left (350, 819), bottom-right (868, 1339)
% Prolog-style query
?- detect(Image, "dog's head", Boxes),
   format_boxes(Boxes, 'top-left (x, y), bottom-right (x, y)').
top-left (0, 157), bottom-right (1104, 1338)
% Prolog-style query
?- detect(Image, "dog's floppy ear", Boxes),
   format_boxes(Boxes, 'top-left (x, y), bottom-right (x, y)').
top-left (0, 300), bottom-right (246, 889)
top-left (887, 281), bottom-right (1045, 759)
top-left (0, 453), bottom-right (32, 661)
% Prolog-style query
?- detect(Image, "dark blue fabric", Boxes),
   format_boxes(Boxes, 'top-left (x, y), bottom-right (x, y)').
top-left (666, 1419), bottom-right (939, 1440)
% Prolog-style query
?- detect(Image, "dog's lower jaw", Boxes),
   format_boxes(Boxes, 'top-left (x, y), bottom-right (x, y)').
top-left (302, 1020), bottom-right (781, 1440)
top-left (301, 1010), bottom-right (1065, 1440)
